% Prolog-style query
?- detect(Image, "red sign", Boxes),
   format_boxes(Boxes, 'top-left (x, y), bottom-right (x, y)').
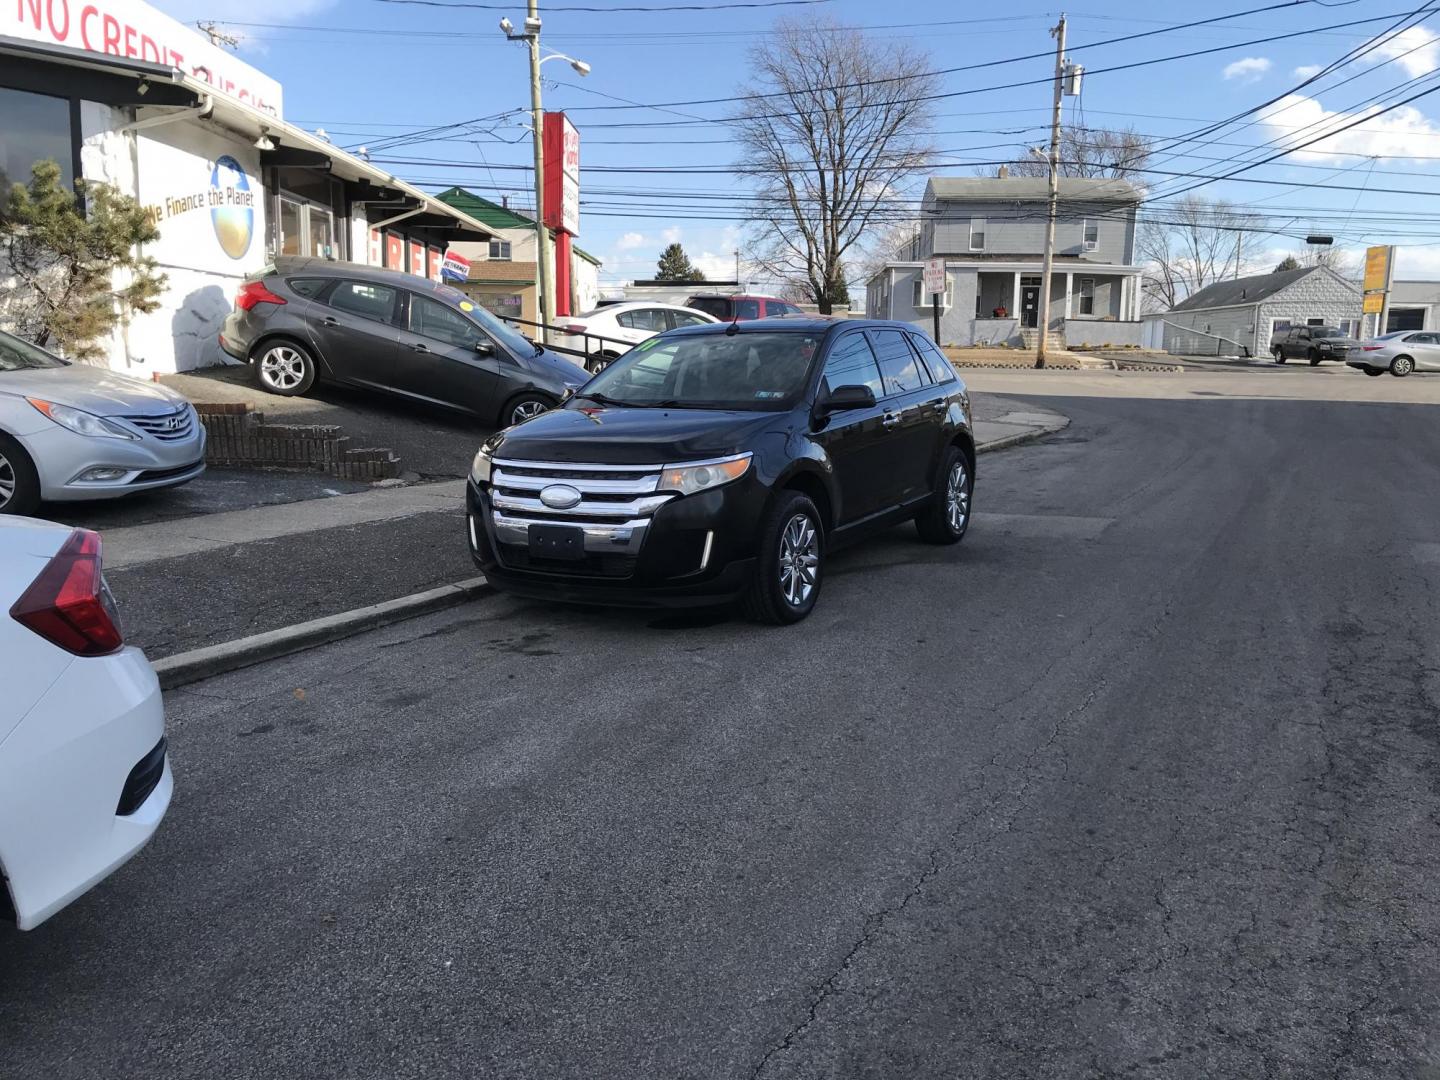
top-left (368, 229), bottom-right (382, 267)
top-left (428, 248), bottom-right (442, 282)
top-left (385, 233), bottom-right (403, 270)
top-left (409, 240), bottom-right (425, 278)
top-left (543, 112), bottom-right (580, 235)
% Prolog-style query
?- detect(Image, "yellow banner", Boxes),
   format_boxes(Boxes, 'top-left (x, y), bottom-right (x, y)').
top-left (1363, 292), bottom-right (1384, 314)
top-left (1363, 246), bottom-right (1391, 292)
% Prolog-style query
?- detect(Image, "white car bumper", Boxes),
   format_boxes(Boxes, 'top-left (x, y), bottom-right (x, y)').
top-left (0, 646), bottom-right (171, 930)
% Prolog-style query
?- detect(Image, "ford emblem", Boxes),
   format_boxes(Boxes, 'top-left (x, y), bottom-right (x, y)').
top-left (539, 484), bottom-right (583, 510)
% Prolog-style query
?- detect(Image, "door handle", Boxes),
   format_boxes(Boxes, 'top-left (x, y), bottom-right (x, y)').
top-left (322, 316), bottom-right (338, 326)
top-left (411, 342), bottom-right (430, 353)
top-left (882, 412), bottom-right (901, 429)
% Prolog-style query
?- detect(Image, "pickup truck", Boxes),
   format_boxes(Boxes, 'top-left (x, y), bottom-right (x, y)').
top-left (1270, 325), bottom-right (1359, 365)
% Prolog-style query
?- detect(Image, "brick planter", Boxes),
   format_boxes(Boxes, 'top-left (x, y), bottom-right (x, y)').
top-left (195, 403), bottom-right (401, 481)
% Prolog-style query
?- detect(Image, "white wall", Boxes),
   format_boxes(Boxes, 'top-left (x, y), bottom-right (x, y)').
top-left (573, 257), bottom-right (600, 314)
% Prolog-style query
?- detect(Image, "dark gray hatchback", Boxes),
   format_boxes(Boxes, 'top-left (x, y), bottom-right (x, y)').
top-left (220, 257), bottom-right (588, 427)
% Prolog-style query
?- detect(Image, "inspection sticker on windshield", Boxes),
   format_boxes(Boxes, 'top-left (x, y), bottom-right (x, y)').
top-left (635, 338), bottom-right (661, 351)
top-left (755, 390), bottom-right (785, 399)
top-left (459, 301), bottom-right (475, 312)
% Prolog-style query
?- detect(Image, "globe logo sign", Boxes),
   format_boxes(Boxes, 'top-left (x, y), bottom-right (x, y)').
top-left (210, 155), bottom-right (254, 259)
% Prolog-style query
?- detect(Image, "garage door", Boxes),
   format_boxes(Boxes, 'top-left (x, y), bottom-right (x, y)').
top-left (1388, 308), bottom-right (1425, 332)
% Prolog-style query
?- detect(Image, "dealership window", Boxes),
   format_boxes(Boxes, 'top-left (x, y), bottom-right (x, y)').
top-left (474, 292), bottom-right (523, 319)
top-left (0, 86), bottom-right (74, 190)
top-left (1082, 219), bottom-right (1098, 251)
top-left (278, 195), bottom-right (337, 259)
top-left (488, 239), bottom-right (512, 260)
top-left (969, 217), bottom-right (986, 251)
top-left (912, 275), bottom-right (953, 309)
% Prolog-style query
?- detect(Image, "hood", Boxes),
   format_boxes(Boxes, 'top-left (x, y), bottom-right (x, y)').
top-left (0, 364), bottom-right (188, 417)
top-left (492, 403), bottom-right (781, 464)
top-left (525, 348), bottom-right (589, 387)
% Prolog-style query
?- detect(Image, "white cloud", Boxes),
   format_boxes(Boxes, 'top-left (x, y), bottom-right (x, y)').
top-left (1257, 93), bottom-right (1440, 161)
top-left (1223, 56), bottom-right (1272, 82)
top-left (1371, 25), bottom-right (1440, 78)
top-left (660, 226), bottom-right (683, 245)
top-left (1293, 64), bottom-right (1322, 78)
top-left (614, 232), bottom-right (647, 251)
top-left (1394, 246), bottom-right (1440, 279)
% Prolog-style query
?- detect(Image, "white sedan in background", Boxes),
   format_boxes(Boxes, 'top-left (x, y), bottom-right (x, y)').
top-left (554, 302), bottom-right (718, 372)
top-left (0, 517), bottom-right (171, 930)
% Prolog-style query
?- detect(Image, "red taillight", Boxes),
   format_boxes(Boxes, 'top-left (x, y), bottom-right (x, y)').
top-left (9, 529), bottom-right (123, 656)
top-left (235, 280), bottom-right (287, 311)
top-left (1362, 345), bottom-right (1383, 351)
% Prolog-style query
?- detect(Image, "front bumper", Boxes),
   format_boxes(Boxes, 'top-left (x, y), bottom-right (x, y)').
top-left (21, 421), bottom-right (207, 502)
top-left (0, 647), bottom-right (171, 930)
top-left (466, 475), bottom-right (762, 608)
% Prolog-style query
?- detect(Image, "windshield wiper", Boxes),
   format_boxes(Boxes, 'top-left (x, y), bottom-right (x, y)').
top-left (532, 340), bottom-right (545, 356)
top-left (573, 391), bottom-right (635, 407)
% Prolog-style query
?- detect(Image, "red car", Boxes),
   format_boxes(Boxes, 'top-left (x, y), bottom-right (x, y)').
top-left (685, 294), bottom-right (804, 321)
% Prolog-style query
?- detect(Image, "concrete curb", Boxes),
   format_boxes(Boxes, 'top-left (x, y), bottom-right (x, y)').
top-left (152, 414), bottom-right (1066, 690)
top-left (152, 577), bottom-right (493, 690)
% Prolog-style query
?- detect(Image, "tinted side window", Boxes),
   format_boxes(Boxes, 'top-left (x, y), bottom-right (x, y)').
top-left (410, 295), bottom-right (482, 348)
top-left (822, 333), bottom-right (884, 397)
top-left (328, 281), bottom-right (398, 324)
top-left (669, 310), bottom-right (711, 328)
top-left (688, 297), bottom-right (729, 319)
top-left (870, 329), bottom-right (931, 395)
top-left (736, 299), bottom-right (761, 320)
top-left (287, 277), bottom-right (328, 298)
top-left (909, 334), bottom-right (957, 383)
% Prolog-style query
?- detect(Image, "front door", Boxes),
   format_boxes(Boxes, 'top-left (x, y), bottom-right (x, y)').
top-left (813, 331), bottom-right (890, 524)
top-left (393, 293), bottom-right (506, 413)
top-left (1021, 286), bottom-right (1040, 328)
top-left (867, 328), bottom-right (940, 504)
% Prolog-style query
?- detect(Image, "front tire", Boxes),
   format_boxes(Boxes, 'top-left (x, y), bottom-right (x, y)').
top-left (0, 432), bottom-right (41, 517)
top-left (500, 392), bottom-right (552, 428)
top-left (915, 445), bottom-right (973, 545)
top-left (254, 340), bottom-right (316, 396)
top-left (1392, 356), bottom-right (1415, 377)
top-left (1308, 350), bottom-right (1322, 366)
top-left (742, 491), bottom-right (823, 625)
top-left (1273, 349), bottom-right (1287, 364)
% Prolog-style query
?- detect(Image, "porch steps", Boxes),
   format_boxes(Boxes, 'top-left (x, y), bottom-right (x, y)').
top-left (1017, 328), bottom-right (1111, 369)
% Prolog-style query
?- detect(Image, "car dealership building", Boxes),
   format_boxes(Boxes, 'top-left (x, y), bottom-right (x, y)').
top-left (1, 0), bottom-right (501, 374)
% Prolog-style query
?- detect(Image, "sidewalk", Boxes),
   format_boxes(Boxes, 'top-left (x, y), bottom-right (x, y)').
top-left (101, 393), bottom-right (1067, 666)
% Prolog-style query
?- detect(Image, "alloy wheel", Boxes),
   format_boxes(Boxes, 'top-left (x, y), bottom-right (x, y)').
top-left (778, 512), bottom-right (819, 607)
top-left (0, 451), bottom-right (15, 510)
top-left (1394, 357), bottom-right (1414, 376)
top-left (511, 399), bottom-right (549, 424)
top-left (946, 459), bottom-right (971, 533)
top-left (260, 346), bottom-right (306, 390)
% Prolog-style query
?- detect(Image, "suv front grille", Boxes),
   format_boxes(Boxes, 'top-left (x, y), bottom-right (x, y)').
top-left (491, 459), bottom-right (673, 526)
top-left (122, 407), bottom-right (195, 441)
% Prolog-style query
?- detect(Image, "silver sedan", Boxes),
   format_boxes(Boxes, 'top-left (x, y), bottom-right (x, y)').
top-left (0, 331), bottom-right (206, 515)
top-left (1346, 330), bottom-right (1440, 377)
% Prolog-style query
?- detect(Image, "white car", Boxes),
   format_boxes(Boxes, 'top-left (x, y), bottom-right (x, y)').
top-left (554, 302), bottom-right (718, 372)
top-left (0, 517), bottom-right (171, 930)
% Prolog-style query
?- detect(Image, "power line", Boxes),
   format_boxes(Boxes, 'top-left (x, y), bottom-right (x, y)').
top-left (366, 0), bottom-right (834, 10)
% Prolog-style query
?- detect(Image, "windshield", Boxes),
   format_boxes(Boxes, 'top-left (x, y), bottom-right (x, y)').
top-left (434, 285), bottom-right (540, 356)
top-left (0, 331), bottom-right (67, 372)
top-left (580, 331), bottom-right (820, 410)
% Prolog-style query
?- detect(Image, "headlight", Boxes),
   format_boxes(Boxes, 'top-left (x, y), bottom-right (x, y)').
top-left (659, 453), bottom-right (752, 496)
top-left (471, 434), bottom-right (503, 484)
top-left (27, 398), bottom-right (137, 440)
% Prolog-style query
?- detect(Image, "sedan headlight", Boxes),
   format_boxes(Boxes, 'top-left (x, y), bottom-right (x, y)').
top-left (471, 434), bottom-right (503, 484)
top-left (27, 398), bottom-right (137, 440)
top-left (659, 453), bottom-right (752, 496)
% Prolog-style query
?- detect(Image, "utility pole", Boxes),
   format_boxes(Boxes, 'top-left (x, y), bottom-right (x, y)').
top-left (734, 249), bottom-right (741, 286)
top-left (525, 0), bottom-right (553, 344)
top-left (1035, 14), bottom-right (1066, 369)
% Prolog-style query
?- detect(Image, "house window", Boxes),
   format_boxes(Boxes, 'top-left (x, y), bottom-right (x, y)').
top-left (912, 275), bottom-right (953, 309)
top-left (0, 87), bottom-right (74, 190)
top-left (1082, 219), bottom-right (1098, 251)
top-left (1078, 277), bottom-right (1095, 316)
top-left (969, 217), bottom-right (986, 251)
top-left (488, 239), bottom-right (512, 260)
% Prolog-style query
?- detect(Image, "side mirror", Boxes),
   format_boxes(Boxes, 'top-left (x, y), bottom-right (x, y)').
top-left (474, 341), bottom-right (495, 357)
top-left (821, 384), bottom-right (876, 414)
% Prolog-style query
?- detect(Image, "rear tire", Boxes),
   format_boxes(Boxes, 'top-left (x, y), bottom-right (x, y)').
top-left (1365, 368), bottom-right (1384, 377)
top-left (742, 491), bottom-right (823, 625)
top-left (253, 339), bottom-right (316, 396)
top-left (915, 444), bottom-right (973, 545)
top-left (587, 351), bottom-right (619, 375)
top-left (1392, 355), bottom-right (1415, 377)
top-left (1308, 349), bottom-right (1322, 366)
top-left (0, 432), bottom-right (41, 517)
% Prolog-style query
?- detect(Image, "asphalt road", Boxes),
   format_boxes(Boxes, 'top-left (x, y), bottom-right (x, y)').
top-left (6, 368), bottom-right (1440, 1078)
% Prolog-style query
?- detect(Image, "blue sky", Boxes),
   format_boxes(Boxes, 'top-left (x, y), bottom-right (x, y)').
top-left (153, 0), bottom-right (1440, 286)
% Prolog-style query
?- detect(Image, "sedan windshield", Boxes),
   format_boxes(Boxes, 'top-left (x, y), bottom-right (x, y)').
top-left (0, 331), bottom-right (67, 372)
top-left (579, 332), bottom-right (820, 410)
top-left (434, 285), bottom-right (540, 356)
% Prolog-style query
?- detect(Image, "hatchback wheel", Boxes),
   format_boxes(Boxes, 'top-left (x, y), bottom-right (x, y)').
top-left (916, 445), bottom-right (973, 544)
top-left (504, 393), bottom-right (551, 427)
top-left (254, 341), bottom-right (316, 396)
top-left (1392, 355), bottom-right (1415, 377)
top-left (0, 432), bottom-right (40, 517)
top-left (743, 491), bottom-right (822, 625)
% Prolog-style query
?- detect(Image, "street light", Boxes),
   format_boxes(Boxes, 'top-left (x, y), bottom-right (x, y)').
top-left (500, 7), bottom-right (591, 344)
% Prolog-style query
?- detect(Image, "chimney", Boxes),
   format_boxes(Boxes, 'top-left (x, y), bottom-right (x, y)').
top-left (997, 164), bottom-right (1009, 178)
top-left (501, 195), bottom-right (509, 209)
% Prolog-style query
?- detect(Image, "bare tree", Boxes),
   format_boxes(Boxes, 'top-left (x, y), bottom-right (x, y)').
top-left (1136, 196), bottom-right (1271, 311)
top-left (999, 126), bottom-right (1152, 182)
top-left (733, 17), bottom-right (936, 313)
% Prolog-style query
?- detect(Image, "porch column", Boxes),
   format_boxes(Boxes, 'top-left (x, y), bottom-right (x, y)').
top-left (1011, 272), bottom-right (1021, 320)
top-left (1065, 272), bottom-right (1073, 319)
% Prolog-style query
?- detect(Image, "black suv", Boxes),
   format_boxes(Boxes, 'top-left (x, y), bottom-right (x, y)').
top-left (466, 318), bottom-right (974, 623)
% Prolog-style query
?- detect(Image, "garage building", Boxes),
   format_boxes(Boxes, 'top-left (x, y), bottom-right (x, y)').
top-left (1161, 265), bottom-right (1362, 357)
